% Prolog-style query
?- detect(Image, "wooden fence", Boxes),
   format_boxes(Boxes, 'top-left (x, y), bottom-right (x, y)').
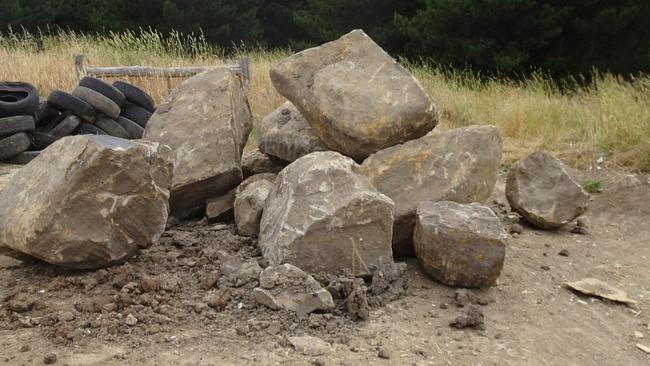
top-left (74, 55), bottom-right (251, 91)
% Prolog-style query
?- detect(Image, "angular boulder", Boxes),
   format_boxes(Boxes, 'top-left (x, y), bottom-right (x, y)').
top-left (506, 151), bottom-right (589, 229)
top-left (259, 151), bottom-right (394, 276)
top-left (241, 148), bottom-right (285, 178)
top-left (0, 135), bottom-right (173, 269)
top-left (253, 264), bottom-right (334, 316)
top-left (258, 101), bottom-right (328, 162)
top-left (361, 125), bottom-right (502, 256)
top-left (235, 179), bottom-right (274, 237)
top-left (414, 201), bottom-right (507, 288)
top-left (270, 29), bottom-right (438, 160)
top-left (144, 69), bottom-right (252, 218)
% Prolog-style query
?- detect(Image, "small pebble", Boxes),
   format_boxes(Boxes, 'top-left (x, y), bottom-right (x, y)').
top-left (377, 347), bottom-right (390, 359)
top-left (540, 265), bottom-right (550, 271)
top-left (125, 314), bottom-right (138, 326)
top-left (558, 249), bottom-right (569, 257)
top-left (43, 353), bottom-right (57, 364)
top-left (635, 331), bottom-right (644, 339)
top-left (19, 345), bottom-right (30, 352)
top-left (440, 303), bottom-right (448, 310)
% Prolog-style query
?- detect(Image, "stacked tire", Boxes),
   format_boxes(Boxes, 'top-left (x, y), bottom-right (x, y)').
top-left (0, 82), bottom-right (39, 164)
top-left (17, 78), bottom-right (156, 165)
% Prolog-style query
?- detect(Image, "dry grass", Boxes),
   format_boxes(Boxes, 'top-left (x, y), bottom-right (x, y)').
top-left (1, 29), bottom-right (648, 171)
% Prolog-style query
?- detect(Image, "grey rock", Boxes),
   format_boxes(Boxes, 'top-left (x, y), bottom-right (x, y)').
top-left (270, 29), bottom-right (438, 160)
top-left (289, 335), bottom-right (333, 356)
top-left (414, 201), bottom-right (507, 288)
top-left (205, 187), bottom-right (237, 221)
top-left (241, 148), bottom-right (285, 178)
top-left (361, 125), bottom-right (502, 256)
top-left (259, 151), bottom-right (394, 276)
top-left (235, 179), bottom-right (274, 237)
top-left (235, 173), bottom-right (277, 197)
top-left (144, 69), bottom-right (252, 218)
top-left (506, 151), bottom-right (589, 229)
top-left (254, 264), bottom-right (334, 316)
top-left (258, 101), bottom-right (328, 162)
top-left (0, 136), bottom-right (173, 269)
top-left (221, 259), bottom-right (262, 287)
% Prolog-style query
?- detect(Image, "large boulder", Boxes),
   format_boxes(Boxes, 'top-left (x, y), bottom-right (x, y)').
top-left (414, 201), bottom-right (507, 288)
top-left (0, 135), bottom-right (173, 269)
top-left (506, 151), bottom-right (589, 229)
top-left (144, 69), bottom-right (252, 218)
top-left (235, 179), bottom-right (274, 237)
top-left (270, 29), bottom-right (438, 161)
top-left (259, 151), bottom-right (394, 276)
top-left (258, 101), bottom-right (328, 162)
top-left (361, 125), bottom-right (502, 256)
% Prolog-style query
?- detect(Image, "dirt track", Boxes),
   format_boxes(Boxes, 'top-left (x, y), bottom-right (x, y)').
top-left (1, 168), bottom-right (649, 366)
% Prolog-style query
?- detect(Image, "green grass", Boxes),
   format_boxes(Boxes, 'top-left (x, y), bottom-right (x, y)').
top-left (582, 180), bottom-right (604, 194)
top-left (2, 29), bottom-right (649, 171)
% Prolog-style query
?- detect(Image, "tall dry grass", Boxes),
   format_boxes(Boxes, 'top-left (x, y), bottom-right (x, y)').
top-left (1, 29), bottom-right (648, 171)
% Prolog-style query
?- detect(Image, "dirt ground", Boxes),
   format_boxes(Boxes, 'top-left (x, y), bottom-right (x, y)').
top-left (1, 167), bottom-right (649, 366)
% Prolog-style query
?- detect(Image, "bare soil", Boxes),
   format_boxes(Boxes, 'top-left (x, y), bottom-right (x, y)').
top-left (1, 168), bottom-right (649, 366)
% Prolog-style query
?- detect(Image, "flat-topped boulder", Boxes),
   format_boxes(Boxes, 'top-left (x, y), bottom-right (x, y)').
top-left (144, 68), bottom-right (252, 218)
top-left (361, 125), bottom-right (502, 256)
top-left (258, 101), bottom-right (328, 162)
top-left (0, 135), bottom-right (173, 269)
top-left (270, 29), bottom-right (438, 160)
top-left (259, 151), bottom-right (394, 276)
top-left (506, 151), bottom-right (589, 229)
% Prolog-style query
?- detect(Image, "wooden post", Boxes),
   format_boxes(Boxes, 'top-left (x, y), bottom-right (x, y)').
top-left (239, 57), bottom-right (251, 88)
top-left (74, 54), bottom-right (85, 81)
top-left (166, 76), bottom-right (172, 93)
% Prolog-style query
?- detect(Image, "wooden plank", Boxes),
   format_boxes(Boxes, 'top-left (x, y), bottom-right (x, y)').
top-left (74, 55), bottom-right (251, 86)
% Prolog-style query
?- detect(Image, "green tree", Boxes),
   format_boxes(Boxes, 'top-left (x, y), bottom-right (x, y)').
top-left (292, 0), bottom-right (420, 52)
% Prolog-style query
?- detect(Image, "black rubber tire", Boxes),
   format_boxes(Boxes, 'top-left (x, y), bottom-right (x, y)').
top-left (49, 115), bottom-right (82, 138)
top-left (120, 102), bottom-right (152, 127)
top-left (95, 117), bottom-right (130, 139)
top-left (77, 123), bottom-right (107, 135)
top-left (113, 81), bottom-right (155, 112)
top-left (0, 82), bottom-right (39, 118)
top-left (0, 115), bottom-right (35, 137)
top-left (34, 102), bottom-right (61, 128)
top-left (72, 86), bottom-right (120, 120)
top-left (79, 77), bottom-right (126, 106)
top-left (115, 116), bottom-right (144, 139)
top-left (47, 90), bottom-right (96, 123)
top-left (5, 150), bottom-right (40, 165)
top-left (29, 131), bottom-right (59, 150)
top-left (0, 133), bottom-right (31, 161)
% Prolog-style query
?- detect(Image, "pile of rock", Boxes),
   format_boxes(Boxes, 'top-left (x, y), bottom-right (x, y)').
top-left (0, 29), bottom-right (590, 293)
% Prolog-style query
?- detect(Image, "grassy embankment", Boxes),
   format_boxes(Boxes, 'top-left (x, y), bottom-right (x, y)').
top-left (1, 30), bottom-right (648, 171)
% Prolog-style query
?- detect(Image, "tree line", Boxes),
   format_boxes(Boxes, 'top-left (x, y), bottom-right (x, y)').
top-left (1, 0), bottom-right (649, 77)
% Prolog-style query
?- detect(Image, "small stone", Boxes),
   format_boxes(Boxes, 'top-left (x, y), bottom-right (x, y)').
top-left (19, 345), bottom-right (29, 352)
top-left (236, 324), bottom-right (249, 336)
top-left (440, 303), bottom-right (449, 310)
top-left (377, 347), bottom-right (390, 359)
top-left (43, 353), bottom-right (57, 364)
top-left (509, 224), bottom-right (523, 234)
top-left (540, 265), bottom-right (551, 271)
top-left (125, 314), bottom-right (138, 326)
top-left (289, 336), bottom-right (333, 356)
top-left (576, 217), bottom-right (589, 228)
top-left (558, 249), bottom-right (569, 257)
top-left (141, 275), bottom-right (160, 293)
top-left (571, 226), bottom-right (589, 235)
top-left (58, 311), bottom-right (76, 322)
top-left (449, 306), bottom-right (485, 330)
top-left (635, 331), bottom-right (644, 339)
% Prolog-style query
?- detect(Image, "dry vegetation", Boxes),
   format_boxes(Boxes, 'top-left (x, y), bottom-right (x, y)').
top-left (1, 30), bottom-right (648, 170)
